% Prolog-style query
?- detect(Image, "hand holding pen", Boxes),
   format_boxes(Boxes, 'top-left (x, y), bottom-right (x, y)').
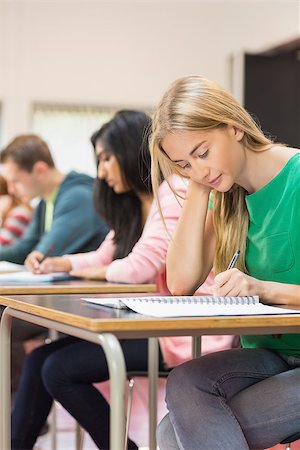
top-left (213, 249), bottom-right (241, 296)
top-left (25, 244), bottom-right (55, 273)
top-left (213, 249), bottom-right (259, 297)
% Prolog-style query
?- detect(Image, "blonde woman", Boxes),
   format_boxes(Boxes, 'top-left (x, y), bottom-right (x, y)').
top-left (151, 75), bottom-right (300, 450)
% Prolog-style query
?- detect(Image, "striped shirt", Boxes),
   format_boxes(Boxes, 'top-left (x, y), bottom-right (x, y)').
top-left (0, 206), bottom-right (32, 247)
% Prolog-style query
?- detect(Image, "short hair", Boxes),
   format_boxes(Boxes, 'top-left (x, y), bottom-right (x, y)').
top-left (0, 135), bottom-right (55, 172)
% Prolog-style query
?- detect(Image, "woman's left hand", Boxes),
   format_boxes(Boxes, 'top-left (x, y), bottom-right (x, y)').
top-left (70, 266), bottom-right (108, 281)
top-left (213, 268), bottom-right (262, 297)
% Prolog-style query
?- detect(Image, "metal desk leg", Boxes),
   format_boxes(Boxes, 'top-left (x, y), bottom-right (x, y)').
top-left (148, 337), bottom-right (159, 450)
top-left (192, 336), bottom-right (202, 358)
top-left (48, 329), bottom-right (59, 450)
top-left (0, 307), bottom-right (127, 450)
top-left (0, 308), bottom-right (12, 450)
top-left (97, 333), bottom-right (127, 450)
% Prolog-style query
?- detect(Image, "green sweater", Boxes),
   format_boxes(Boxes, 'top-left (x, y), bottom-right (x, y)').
top-left (241, 153), bottom-right (300, 356)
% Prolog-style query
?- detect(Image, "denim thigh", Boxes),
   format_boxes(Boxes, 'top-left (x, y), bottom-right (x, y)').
top-left (165, 348), bottom-right (296, 450)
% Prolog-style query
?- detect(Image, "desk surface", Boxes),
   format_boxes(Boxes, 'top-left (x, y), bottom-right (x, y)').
top-left (0, 293), bottom-right (299, 338)
top-left (0, 280), bottom-right (156, 295)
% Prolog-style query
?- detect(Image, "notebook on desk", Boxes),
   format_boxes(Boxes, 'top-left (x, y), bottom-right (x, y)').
top-left (0, 261), bottom-right (25, 272)
top-left (0, 271), bottom-right (73, 284)
top-left (82, 295), bottom-right (299, 317)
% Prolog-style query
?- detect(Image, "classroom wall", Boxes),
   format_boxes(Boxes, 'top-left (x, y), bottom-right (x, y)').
top-left (0, 0), bottom-right (299, 144)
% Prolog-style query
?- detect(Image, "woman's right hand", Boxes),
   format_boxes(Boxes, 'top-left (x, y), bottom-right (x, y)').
top-left (166, 179), bottom-right (214, 295)
top-left (188, 178), bottom-right (212, 193)
top-left (38, 257), bottom-right (72, 274)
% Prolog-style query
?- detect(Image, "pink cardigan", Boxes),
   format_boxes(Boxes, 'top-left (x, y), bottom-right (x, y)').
top-left (68, 176), bottom-right (232, 367)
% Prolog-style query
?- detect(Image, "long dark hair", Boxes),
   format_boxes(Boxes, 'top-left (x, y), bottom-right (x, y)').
top-left (92, 110), bottom-right (152, 260)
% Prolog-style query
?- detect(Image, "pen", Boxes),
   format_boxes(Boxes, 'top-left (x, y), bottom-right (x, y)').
top-left (227, 250), bottom-right (240, 270)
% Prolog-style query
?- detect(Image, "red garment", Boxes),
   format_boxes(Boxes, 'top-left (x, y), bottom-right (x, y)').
top-left (0, 205), bottom-right (32, 246)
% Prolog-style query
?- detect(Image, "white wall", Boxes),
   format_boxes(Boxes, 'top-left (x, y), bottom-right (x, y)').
top-left (0, 0), bottom-right (299, 143)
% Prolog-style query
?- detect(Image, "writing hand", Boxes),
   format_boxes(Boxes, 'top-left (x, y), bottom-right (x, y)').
top-left (213, 268), bottom-right (261, 297)
top-left (38, 257), bottom-right (72, 274)
top-left (25, 251), bottom-right (45, 273)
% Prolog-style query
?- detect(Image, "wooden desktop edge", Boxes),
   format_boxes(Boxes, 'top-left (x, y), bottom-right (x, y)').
top-left (0, 282), bottom-right (156, 295)
top-left (0, 295), bottom-right (299, 337)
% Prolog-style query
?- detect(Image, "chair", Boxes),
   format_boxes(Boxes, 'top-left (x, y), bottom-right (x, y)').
top-left (74, 336), bottom-right (167, 450)
top-left (53, 335), bottom-right (238, 449)
top-left (75, 368), bottom-right (171, 450)
top-left (125, 369), bottom-right (171, 449)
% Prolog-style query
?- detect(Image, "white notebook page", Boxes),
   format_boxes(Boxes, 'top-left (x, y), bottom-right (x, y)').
top-left (83, 296), bottom-right (300, 317)
top-left (0, 271), bottom-right (71, 284)
top-left (0, 261), bottom-right (25, 272)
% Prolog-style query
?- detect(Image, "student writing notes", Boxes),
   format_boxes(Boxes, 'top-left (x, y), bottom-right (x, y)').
top-left (151, 75), bottom-right (300, 450)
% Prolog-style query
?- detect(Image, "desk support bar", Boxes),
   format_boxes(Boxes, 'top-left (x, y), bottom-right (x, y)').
top-left (0, 309), bottom-right (12, 450)
top-left (148, 337), bottom-right (159, 450)
top-left (192, 336), bottom-right (202, 358)
top-left (0, 307), bottom-right (126, 450)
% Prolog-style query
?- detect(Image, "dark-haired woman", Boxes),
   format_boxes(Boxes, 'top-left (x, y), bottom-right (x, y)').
top-left (14, 110), bottom-right (229, 450)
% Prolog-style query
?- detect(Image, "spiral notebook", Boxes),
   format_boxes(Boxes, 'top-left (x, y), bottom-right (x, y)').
top-left (82, 295), bottom-right (299, 317)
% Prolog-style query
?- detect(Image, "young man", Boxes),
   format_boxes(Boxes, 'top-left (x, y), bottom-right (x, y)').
top-left (0, 134), bottom-right (108, 265)
top-left (0, 134), bottom-right (108, 392)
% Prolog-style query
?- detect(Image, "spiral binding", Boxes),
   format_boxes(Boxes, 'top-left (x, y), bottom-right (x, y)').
top-left (128, 296), bottom-right (258, 305)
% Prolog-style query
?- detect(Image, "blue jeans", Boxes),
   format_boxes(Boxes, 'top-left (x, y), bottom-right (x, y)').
top-left (157, 348), bottom-right (300, 450)
top-left (12, 336), bottom-right (164, 450)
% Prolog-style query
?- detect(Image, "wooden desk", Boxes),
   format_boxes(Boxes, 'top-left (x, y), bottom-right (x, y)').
top-left (0, 293), bottom-right (299, 336)
top-left (0, 293), bottom-right (299, 450)
top-left (0, 280), bottom-right (156, 295)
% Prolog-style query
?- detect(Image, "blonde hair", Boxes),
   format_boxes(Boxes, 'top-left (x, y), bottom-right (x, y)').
top-left (150, 75), bottom-right (273, 274)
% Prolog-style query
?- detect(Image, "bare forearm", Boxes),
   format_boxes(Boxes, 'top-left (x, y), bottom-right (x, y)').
top-left (258, 280), bottom-right (300, 306)
top-left (167, 182), bottom-right (213, 295)
top-left (214, 269), bottom-right (300, 307)
top-left (70, 265), bottom-right (108, 280)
